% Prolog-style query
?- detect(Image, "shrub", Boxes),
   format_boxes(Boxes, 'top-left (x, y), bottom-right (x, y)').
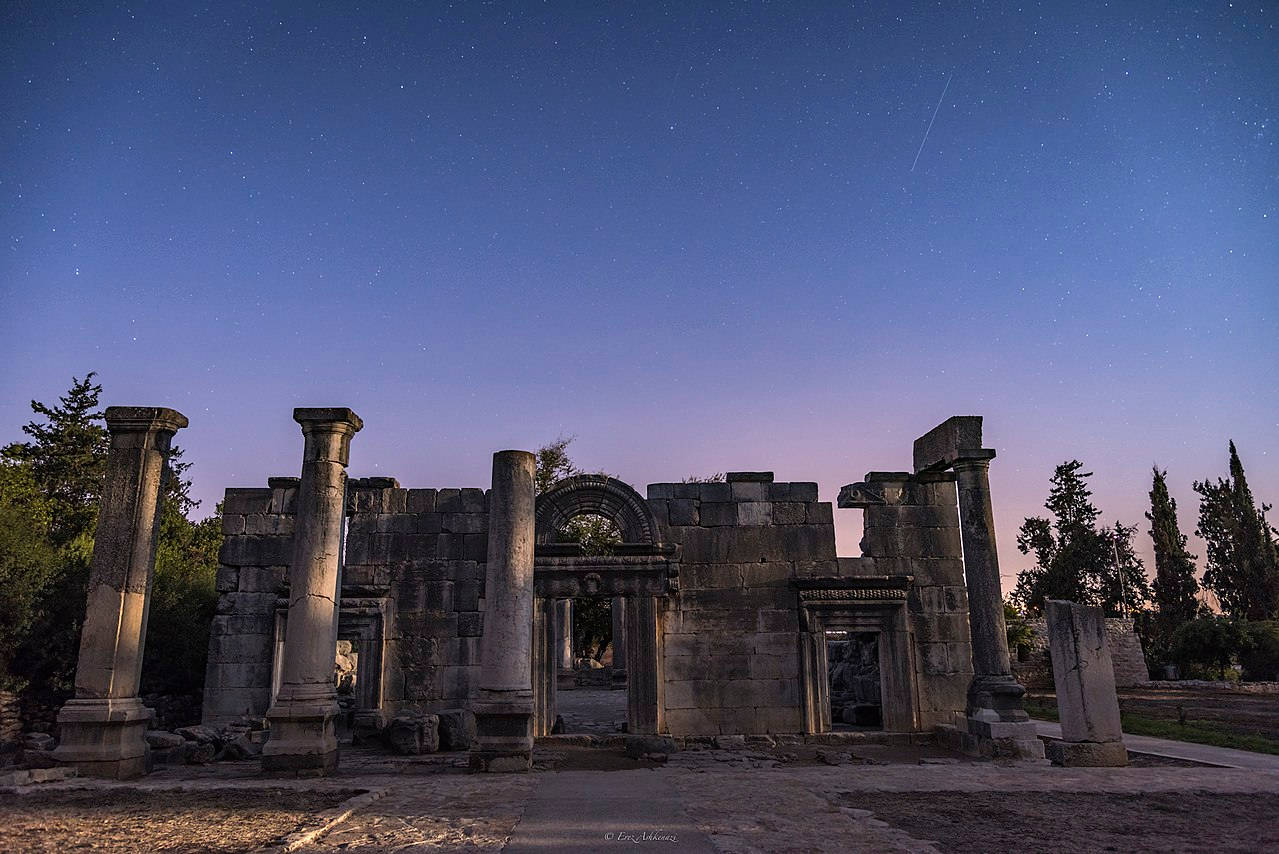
top-left (1169, 616), bottom-right (1246, 679)
top-left (1239, 621), bottom-right (1279, 682)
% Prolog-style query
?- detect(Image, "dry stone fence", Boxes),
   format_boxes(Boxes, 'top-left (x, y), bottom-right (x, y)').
top-left (49, 410), bottom-right (1051, 778)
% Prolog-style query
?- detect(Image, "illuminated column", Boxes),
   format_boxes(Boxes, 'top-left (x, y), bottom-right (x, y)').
top-left (261, 407), bottom-right (362, 775)
top-left (470, 450), bottom-right (536, 772)
top-left (54, 407), bottom-right (187, 779)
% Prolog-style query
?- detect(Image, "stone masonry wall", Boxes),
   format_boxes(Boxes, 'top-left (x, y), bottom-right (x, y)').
top-left (647, 476), bottom-right (833, 736)
top-left (203, 477), bottom-right (488, 726)
top-left (852, 472), bottom-right (972, 729)
top-left (1011, 618), bottom-right (1148, 690)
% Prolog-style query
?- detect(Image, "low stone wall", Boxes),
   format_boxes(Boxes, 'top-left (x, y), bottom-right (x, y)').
top-left (1012, 617), bottom-right (1148, 690)
top-left (0, 689), bottom-right (21, 745)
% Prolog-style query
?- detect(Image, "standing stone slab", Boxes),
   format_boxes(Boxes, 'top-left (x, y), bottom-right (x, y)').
top-left (1044, 599), bottom-right (1128, 766)
top-left (54, 407), bottom-right (187, 780)
top-left (262, 407), bottom-right (362, 776)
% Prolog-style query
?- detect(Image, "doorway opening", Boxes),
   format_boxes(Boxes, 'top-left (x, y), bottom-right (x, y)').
top-left (826, 630), bottom-right (882, 730)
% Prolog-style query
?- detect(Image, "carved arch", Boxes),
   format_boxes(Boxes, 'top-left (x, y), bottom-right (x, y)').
top-left (534, 475), bottom-right (657, 544)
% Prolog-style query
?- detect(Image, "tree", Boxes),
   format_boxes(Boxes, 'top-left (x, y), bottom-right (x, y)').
top-left (1147, 466), bottom-right (1201, 640)
top-left (681, 473), bottom-right (725, 483)
top-left (1095, 521), bottom-right (1153, 617)
top-left (1194, 442), bottom-right (1279, 621)
top-left (0, 461), bottom-right (58, 690)
top-left (1012, 461), bottom-right (1149, 616)
top-left (1170, 616), bottom-right (1246, 679)
top-left (535, 435), bottom-right (581, 495)
top-left (1, 374), bottom-right (108, 547)
top-left (140, 446), bottom-right (223, 698)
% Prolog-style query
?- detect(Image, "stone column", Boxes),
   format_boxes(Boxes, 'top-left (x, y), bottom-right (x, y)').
top-left (556, 599), bottom-right (574, 671)
top-left (954, 453), bottom-right (1044, 760)
top-left (261, 407), bottom-right (362, 776)
top-left (610, 596), bottom-right (627, 685)
top-left (1044, 600), bottom-right (1128, 766)
top-left (53, 407), bottom-right (187, 779)
top-left (470, 450), bottom-right (536, 772)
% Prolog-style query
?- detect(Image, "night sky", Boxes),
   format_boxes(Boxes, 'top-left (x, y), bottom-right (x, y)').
top-left (2, 2), bottom-right (1275, 588)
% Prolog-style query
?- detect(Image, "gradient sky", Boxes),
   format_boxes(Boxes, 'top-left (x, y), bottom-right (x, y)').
top-left (2, 1), bottom-right (1275, 591)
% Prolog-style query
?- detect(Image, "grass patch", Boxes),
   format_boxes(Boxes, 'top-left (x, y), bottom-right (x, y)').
top-left (1024, 696), bottom-right (1279, 756)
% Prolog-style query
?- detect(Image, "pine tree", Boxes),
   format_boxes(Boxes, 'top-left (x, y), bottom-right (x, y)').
top-left (1195, 442), bottom-right (1279, 621)
top-left (1147, 466), bottom-right (1200, 638)
top-left (1013, 460), bottom-right (1146, 615)
top-left (1, 374), bottom-right (108, 546)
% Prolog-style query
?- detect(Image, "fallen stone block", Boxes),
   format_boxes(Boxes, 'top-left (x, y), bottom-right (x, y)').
top-left (145, 731), bottom-right (186, 750)
top-left (437, 708), bottom-right (475, 751)
top-left (387, 713), bottom-right (440, 755)
top-left (176, 725), bottom-right (223, 747)
top-left (22, 733), bottom-right (54, 752)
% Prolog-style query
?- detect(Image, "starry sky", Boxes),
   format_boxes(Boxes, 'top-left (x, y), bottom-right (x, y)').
top-left (2, 1), bottom-right (1276, 590)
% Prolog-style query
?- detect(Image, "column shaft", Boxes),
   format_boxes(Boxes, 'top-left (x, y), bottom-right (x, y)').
top-left (470, 450), bottom-right (536, 772)
top-left (54, 406), bottom-right (187, 780)
top-left (954, 458), bottom-right (1013, 679)
top-left (556, 599), bottom-right (574, 670)
top-left (262, 407), bottom-right (362, 776)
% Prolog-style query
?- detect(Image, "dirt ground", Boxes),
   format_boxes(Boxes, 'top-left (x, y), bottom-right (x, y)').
top-left (0, 788), bottom-right (358, 853)
top-left (845, 791), bottom-right (1279, 854)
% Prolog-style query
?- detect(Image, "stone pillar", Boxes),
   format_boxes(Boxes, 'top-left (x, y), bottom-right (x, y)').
top-left (624, 596), bottom-right (663, 735)
top-left (1044, 600), bottom-right (1128, 766)
top-left (261, 407), bottom-right (362, 776)
top-left (470, 450), bottom-right (536, 772)
top-left (556, 598), bottom-right (574, 671)
top-left (531, 597), bottom-right (557, 736)
top-left (954, 454), bottom-right (1044, 760)
top-left (610, 596), bottom-right (627, 685)
top-left (53, 407), bottom-right (187, 779)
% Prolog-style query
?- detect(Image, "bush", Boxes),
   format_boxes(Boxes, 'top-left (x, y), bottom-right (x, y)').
top-left (1239, 621), bottom-right (1279, 682)
top-left (1169, 616), bottom-right (1246, 679)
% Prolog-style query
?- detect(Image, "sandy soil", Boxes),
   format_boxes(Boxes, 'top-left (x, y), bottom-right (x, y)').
top-left (846, 791), bottom-right (1279, 854)
top-left (0, 788), bottom-right (357, 853)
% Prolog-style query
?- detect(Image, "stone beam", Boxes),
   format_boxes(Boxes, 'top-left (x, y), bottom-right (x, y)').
top-left (912, 416), bottom-right (989, 473)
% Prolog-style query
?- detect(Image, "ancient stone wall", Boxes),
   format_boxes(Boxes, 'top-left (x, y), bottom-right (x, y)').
top-left (203, 477), bottom-right (488, 726)
top-left (849, 472), bottom-right (973, 729)
top-left (1010, 618), bottom-right (1148, 691)
top-left (646, 474), bottom-right (831, 736)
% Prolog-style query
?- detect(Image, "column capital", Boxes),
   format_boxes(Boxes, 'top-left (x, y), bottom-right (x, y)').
top-left (952, 449), bottom-right (997, 471)
top-left (293, 407), bottom-right (364, 433)
top-left (104, 407), bottom-right (188, 435)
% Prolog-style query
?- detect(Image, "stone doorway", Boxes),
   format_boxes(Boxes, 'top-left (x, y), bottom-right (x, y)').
top-left (826, 631), bottom-right (883, 729)
top-left (531, 475), bottom-right (677, 737)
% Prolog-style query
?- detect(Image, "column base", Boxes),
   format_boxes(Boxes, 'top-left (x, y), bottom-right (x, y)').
top-left (1046, 739), bottom-right (1128, 767)
top-left (961, 675), bottom-right (1045, 761)
top-left (469, 692), bottom-right (533, 773)
top-left (261, 698), bottom-right (339, 777)
top-left (52, 697), bottom-right (154, 779)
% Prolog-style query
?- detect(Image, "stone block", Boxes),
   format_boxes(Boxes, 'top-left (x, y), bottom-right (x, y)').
top-left (454, 579), bottom-right (481, 612)
top-left (664, 707), bottom-right (718, 736)
top-left (727, 471), bottom-right (774, 483)
top-left (772, 502), bottom-right (806, 525)
top-left (407, 488), bottom-right (437, 513)
top-left (913, 416), bottom-right (984, 473)
top-left (418, 513), bottom-right (443, 535)
top-left (458, 612), bottom-right (483, 637)
top-left (698, 482), bottom-right (731, 502)
top-left (238, 565), bottom-right (286, 593)
top-left (768, 482), bottom-right (817, 502)
top-left (805, 502), bottom-right (834, 524)
top-left (778, 525), bottom-right (835, 562)
top-left (459, 488), bottom-right (486, 513)
top-left (663, 632), bottom-right (753, 660)
top-left (682, 563), bottom-right (742, 590)
top-left (387, 713), bottom-right (440, 754)
top-left (749, 654), bottom-right (794, 680)
top-left (740, 562), bottom-right (792, 589)
top-left (223, 488), bottom-right (272, 515)
top-left (919, 642), bottom-right (951, 674)
top-left (753, 706), bottom-right (803, 733)
top-left (752, 632), bottom-right (799, 658)
top-left (911, 613), bottom-right (971, 644)
top-left (673, 608), bottom-right (756, 634)
top-left (699, 502), bottom-right (737, 527)
top-left (727, 527), bottom-right (776, 563)
top-left (442, 513), bottom-right (485, 534)
top-left (730, 481), bottom-right (767, 502)
top-left (437, 708), bottom-right (475, 751)
top-left (221, 514), bottom-right (246, 536)
top-left (215, 565), bottom-right (239, 593)
top-left (647, 484), bottom-right (675, 500)
top-left (667, 655), bottom-right (750, 682)
top-left (436, 489), bottom-right (462, 513)
top-left (1045, 739), bottom-right (1128, 767)
top-left (737, 502), bottom-right (772, 526)
top-left (1046, 599), bottom-right (1124, 744)
top-left (756, 609), bottom-right (798, 632)
top-left (215, 591), bottom-right (278, 616)
top-left (668, 499), bottom-right (698, 526)
top-left (218, 535), bottom-right (293, 567)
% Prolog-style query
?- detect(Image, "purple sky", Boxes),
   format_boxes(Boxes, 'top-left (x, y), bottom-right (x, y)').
top-left (2, 2), bottom-right (1275, 592)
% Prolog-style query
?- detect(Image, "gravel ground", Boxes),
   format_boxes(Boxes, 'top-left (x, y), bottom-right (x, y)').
top-left (846, 791), bottom-right (1279, 854)
top-left (0, 788), bottom-right (358, 853)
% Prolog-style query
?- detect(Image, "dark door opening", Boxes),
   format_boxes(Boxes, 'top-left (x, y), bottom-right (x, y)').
top-left (827, 630), bottom-right (883, 730)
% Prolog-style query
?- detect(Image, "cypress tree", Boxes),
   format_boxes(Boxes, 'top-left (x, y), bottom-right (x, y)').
top-left (1194, 442), bottom-right (1279, 621)
top-left (1147, 467), bottom-right (1200, 637)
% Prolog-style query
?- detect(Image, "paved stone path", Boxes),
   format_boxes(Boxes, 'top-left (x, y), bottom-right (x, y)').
top-left (503, 769), bottom-right (716, 853)
top-left (1032, 720), bottom-right (1279, 769)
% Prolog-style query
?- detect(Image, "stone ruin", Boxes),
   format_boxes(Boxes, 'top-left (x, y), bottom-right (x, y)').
top-left (47, 408), bottom-right (1047, 779)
